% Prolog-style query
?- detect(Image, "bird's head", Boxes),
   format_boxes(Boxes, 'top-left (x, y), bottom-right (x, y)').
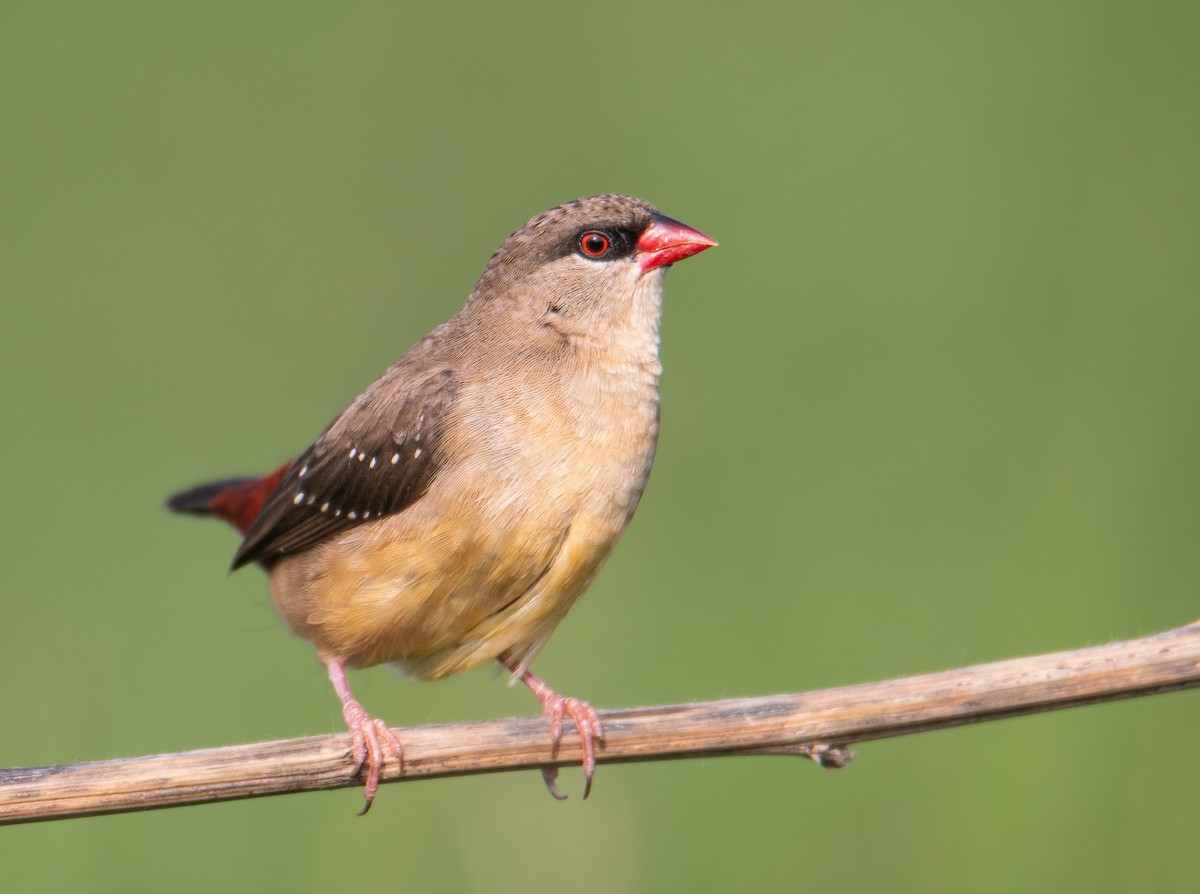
top-left (468, 195), bottom-right (715, 347)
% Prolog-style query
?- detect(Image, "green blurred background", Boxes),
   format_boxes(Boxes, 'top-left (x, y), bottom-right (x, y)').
top-left (3, 1), bottom-right (1199, 890)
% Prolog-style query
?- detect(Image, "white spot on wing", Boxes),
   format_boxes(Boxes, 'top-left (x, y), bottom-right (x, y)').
top-left (391, 453), bottom-right (399, 464)
top-left (348, 511), bottom-right (357, 520)
top-left (293, 492), bottom-right (305, 505)
top-left (320, 502), bottom-right (330, 512)
top-left (369, 457), bottom-right (376, 469)
top-left (299, 465), bottom-right (309, 477)
top-left (414, 448), bottom-right (422, 459)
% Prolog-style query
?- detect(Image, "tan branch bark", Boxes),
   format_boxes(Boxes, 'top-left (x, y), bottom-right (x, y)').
top-left (4, 621), bottom-right (1199, 825)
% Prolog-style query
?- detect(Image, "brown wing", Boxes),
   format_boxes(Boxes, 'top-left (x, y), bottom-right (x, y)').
top-left (232, 367), bottom-right (461, 569)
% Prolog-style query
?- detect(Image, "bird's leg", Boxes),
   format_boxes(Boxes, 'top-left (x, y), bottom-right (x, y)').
top-left (323, 655), bottom-right (402, 814)
top-left (499, 655), bottom-right (605, 800)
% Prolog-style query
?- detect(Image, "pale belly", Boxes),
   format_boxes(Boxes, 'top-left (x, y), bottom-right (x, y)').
top-left (267, 431), bottom-right (653, 678)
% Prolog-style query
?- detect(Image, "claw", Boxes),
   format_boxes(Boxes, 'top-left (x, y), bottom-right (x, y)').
top-left (540, 766), bottom-right (567, 801)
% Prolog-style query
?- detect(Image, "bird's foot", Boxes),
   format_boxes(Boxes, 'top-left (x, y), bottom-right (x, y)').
top-left (504, 660), bottom-right (604, 799)
top-left (538, 693), bottom-right (604, 800)
top-left (324, 656), bottom-right (402, 814)
top-left (342, 701), bottom-right (403, 814)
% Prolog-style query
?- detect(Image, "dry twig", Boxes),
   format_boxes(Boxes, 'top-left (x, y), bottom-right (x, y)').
top-left (4, 621), bottom-right (1199, 825)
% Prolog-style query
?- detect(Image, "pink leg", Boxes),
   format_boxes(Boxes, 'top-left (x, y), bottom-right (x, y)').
top-left (324, 655), bottom-right (403, 814)
top-left (500, 656), bottom-right (605, 800)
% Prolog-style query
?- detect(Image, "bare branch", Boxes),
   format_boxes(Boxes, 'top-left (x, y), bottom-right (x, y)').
top-left (4, 621), bottom-right (1199, 825)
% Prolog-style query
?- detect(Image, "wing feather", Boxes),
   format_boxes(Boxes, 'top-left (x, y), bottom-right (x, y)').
top-left (232, 367), bottom-right (461, 568)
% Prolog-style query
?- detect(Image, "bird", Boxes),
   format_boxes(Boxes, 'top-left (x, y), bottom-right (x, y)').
top-left (167, 194), bottom-right (715, 811)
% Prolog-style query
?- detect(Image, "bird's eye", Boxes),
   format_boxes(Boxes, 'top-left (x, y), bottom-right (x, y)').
top-left (579, 232), bottom-right (611, 258)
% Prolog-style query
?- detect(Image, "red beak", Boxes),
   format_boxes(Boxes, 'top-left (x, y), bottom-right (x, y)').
top-left (636, 212), bottom-right (717, 273)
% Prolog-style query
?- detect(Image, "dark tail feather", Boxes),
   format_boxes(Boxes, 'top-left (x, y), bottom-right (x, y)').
top-left (166, 463), bottom-right (292, 535)
top-left (166, 478), bottom-right (261, 515)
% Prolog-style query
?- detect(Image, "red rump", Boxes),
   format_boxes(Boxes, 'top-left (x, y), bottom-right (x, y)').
top-left (208, 463), bottom-right (291, 534)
